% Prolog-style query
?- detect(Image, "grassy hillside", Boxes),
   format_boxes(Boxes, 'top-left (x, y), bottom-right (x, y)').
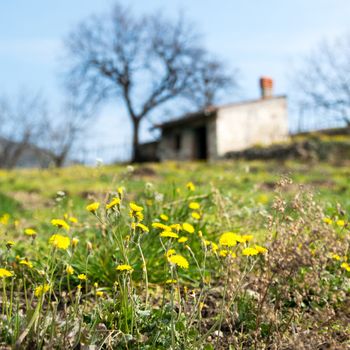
top-left (0, 160), bottom-right (349, 348)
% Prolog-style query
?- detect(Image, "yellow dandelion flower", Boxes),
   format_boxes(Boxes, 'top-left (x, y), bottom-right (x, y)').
top-left (178, 236), bottom-right (188, 243)
top-left (186, 182), bottom-right (195, 191)
top-left (219, 232), bottom-right (238, 247)
top-left (191, 212), bottom-right (201, 220)
top-left (168, 254), bottom-right (189, 269)
top-left (19, 260), bottom-right (33, 268)
top-left (49, 234), bottom-right (70, 250)
top-left (171, 223), bottom-right (181, 231)
top-left (189, 202), bottom-right (200, 210)
top-left (129, 202), bottom-right (143, 212)
top-left (96, 291), bottom-right (104, 297)
top-left (69, 217), bottom-right (78, 223)
top-left (136, 223), bottom-right (149, 232)
top-left (211, 242), bottom-right (219, 253)
top-left (235, 234), bottom-right (251, 243)
top-left (106, 197), bottom-right (120, 210)
top-left (24, 228), bottom-right (37, 236)
top-left (0, 213), bottom-right (10, 225)
top-left (152, 222), bottom-right (171, 230)
top-left (135, 211), bottom-right (144, 222)
top-left (219, 249), bottom-right (228, 257)
top-left (330, 253), bottom-right (341, 261)
top-left (86, 202), bottom-right (100, 213)
top-left (257, 194), bottom-right (269, 204)
top-left (182, 223), bottom-right (195, 234)
top-left (341, 262), bottom-right (350, 272)
top-left (323, 217), bottom-right (333, 225)
top-left (51, 219), bottom-right (70, 231)
top-left (72, 237), bottom-right (79, 248)
top-left (219, 250), bottom-right (236, 258)
top-left (160, 231), bottom-right (179, 238)
top-left (78, 274), bottom-right (87, 280)
top-left (66, 265), bottom-right (74, 275)
top-left (165, 279), bottom-right (177, 284)
top-left (242, 235), bottom-right (253, 242)
top-left (242, 247), bottom-right (259, 256)
top-left (0, 268), bottom-right (13, 278)
top-left (116, 264), bottom-right (133, 272)
top-left (254, 245), bottom-right (268, 254)
top-left (160, 214), bottom-right (169, 221)
top-left (336, 220), bottom-right (345, 227)
top-left (166, 249), bottom-right (176, 258)
top-left (34, 284), bottom-right (50, 297)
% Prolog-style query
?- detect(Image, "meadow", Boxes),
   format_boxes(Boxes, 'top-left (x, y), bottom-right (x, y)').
top-left (0, 160), bottom-right (349, 349)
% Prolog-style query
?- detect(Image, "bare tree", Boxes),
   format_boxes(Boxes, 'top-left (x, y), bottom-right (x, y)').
top-left (65, 2), bottom-right (237, 162)
top-left (0, 93), bottom-right (47, 168)
top-left (38, 100), bottom-right (87, 167)
top-left (295, 34), bottom-right (350, 127)
top-left (186, 56), bottom-right (238, 108)
top-left (0, 92), bottom-right (85, 168)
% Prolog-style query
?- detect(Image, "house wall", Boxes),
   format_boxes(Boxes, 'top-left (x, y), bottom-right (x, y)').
top-left (159, 127), bottom-right (195, 161)
top-left (159, 117), bottom-right (217, 161)
top-left (215, 97), bottom-right (288, 157)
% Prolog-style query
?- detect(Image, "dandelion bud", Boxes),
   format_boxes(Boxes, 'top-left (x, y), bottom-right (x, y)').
top-left (72, 237), bottom-right (79, 248)
top-left (87, 241), bottom-right (93, 252)
top-left (6, 241), bottom-right (15, 250)
top-left (117, 186), bottom-right (124, 197)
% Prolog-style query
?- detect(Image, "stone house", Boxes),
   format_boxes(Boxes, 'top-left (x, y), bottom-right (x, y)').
top-left (155, 77), bottom-right (288, 161)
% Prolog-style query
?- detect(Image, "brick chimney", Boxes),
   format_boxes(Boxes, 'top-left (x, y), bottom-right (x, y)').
top-left (259, 77), bottom-right (273, 99)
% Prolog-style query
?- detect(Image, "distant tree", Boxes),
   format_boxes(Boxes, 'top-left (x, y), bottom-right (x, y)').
top-left (295, 34), bottom-right (350, 127)
top-left (0, 92), bottom-right (85, 168)
top-left (0, 93), bottom-right (46, 168)
top-left (187, 57), bottom-right (237, 109)
top-left (38, 99), bottom-right (87, 167)
top-left (65, 2), bottom-right (237, 162)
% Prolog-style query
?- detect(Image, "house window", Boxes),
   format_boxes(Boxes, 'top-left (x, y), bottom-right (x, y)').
top-left (174, 133), bottom-right (182, 152)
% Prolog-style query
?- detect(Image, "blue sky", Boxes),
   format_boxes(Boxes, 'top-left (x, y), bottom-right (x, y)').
top-left (0, 0), bottom-right (349, 162)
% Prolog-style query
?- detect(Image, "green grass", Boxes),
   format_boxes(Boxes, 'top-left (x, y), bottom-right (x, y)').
top-left (0, 159), bottom-right (349, 348)
top-left (0, 160), bottom-right (349, 218)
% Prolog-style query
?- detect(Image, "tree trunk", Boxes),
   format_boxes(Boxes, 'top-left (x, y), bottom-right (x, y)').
top-left (131, 118), bottom-right (141, 163)
top-left (53, 155), bottom-right (65, 168)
